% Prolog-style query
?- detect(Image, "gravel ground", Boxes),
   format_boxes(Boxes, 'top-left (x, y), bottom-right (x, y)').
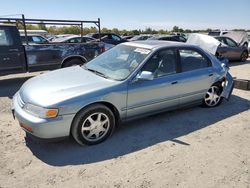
top-left (0, 59), bottom-right (249, 188)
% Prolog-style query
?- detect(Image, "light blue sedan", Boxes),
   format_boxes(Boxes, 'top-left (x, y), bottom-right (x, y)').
top-left (12, 41), bottom-right (234, 145)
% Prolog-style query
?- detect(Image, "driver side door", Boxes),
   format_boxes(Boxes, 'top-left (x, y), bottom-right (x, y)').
top-left (127, 48), bottom-right (181, 118)
top-left (224, 37), bottom-right (242, 60)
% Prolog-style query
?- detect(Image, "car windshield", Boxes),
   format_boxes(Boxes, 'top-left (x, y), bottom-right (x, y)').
top-left (84, 44), bottom-right (151, 80)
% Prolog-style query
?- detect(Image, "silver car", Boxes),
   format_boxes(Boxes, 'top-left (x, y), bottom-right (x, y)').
top-left (12, 41), bottom-right (234, 145)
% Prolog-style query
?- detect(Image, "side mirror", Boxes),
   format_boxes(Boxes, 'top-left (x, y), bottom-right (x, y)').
top-left (221, 58), bottom-right (229, 69)
top-left (136, 71), bottom-right (154, 81)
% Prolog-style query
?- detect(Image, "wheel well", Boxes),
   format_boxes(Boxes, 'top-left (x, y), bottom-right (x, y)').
top-left (243, 50), bottom-right (248, 54)
top-left (70, 102), bottom-right (121, 135)
top-left (61, 56), bottom-right (87, 67)
top-left (98, 102), bottom-right (121, 126)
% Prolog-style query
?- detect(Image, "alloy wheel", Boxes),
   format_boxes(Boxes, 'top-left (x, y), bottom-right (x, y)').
top-left (204, 86), bottom-right (221, 107)
top-left (81, 112), bottom-right (110, 142)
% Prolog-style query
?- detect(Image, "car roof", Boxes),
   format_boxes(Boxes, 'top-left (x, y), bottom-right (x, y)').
top-left (20, 34), bottom-right (44, 37)
top-left (52, 35), bottom-right (95, 42)
top-left (150, 35), bottom-right (177, 39)
top-left (123, 40), bottom-right (193, 50)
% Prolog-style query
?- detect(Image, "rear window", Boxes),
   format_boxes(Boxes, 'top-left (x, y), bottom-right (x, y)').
top-left (0, 28), bottom-right (13, 46)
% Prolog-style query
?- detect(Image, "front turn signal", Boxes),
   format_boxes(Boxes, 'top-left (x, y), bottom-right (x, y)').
top-left (46, 109), bottom-right (59, 118)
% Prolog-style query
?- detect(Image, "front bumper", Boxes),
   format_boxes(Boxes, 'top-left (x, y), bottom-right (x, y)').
top-left (12, 93), bottom-right (75, 139)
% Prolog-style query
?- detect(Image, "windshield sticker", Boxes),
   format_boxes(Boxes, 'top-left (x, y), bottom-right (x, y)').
top-left (134, 48), bottom-right (151, 54)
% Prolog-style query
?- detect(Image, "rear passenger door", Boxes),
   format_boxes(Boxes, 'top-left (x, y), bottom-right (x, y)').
top-left (176, 48), bottom-right (215, 105)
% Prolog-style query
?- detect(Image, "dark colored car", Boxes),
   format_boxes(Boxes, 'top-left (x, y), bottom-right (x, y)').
top-left (87, 33), bottom-right (127, 45)
top-left (148, 35), bottom-right (187, 42)
top-left (0, 25), bottom-right (105, 76)
top-left (215, 36), bottom-right (248, 62)
top-left (20, 34), bottom-right (49, 44)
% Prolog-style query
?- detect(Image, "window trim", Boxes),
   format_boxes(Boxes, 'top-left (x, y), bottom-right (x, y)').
top-left (177, 47), bottom-right (212, 73)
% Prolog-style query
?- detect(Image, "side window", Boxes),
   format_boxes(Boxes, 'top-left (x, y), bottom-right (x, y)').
top-left (82, 37), bottom-right (93, 42)
top-left (32, 36), bottom-right (42, 43)
top-left (179, 49), bottom-right (210, 72)
top-left (178, 36), bottom-right (186, 42)
top-left (112, 34), bottom-right (121, 41)
top-left (69, 37), bottom-right (81, 43)
top-left (0, 28), bottom-right (13, 46)
top-left (225, 38), bottom-right (237, 47)
top-left (141, 49), bottom-right (177, 78)
top-left (216, 37), bottom-right (224, 43)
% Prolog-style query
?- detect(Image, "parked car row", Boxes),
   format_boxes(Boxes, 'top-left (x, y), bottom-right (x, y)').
top-left (20, 30), bottom-right (249, 63)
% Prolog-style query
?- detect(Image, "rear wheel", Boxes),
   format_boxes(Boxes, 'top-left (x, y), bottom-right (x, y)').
top-left (203, 84), bottom-right (223, 107)
top-left (63, 59), bottom-right (85, 67)
top-left (71, 104), bottom-right (115, 145)
top-left (240, 51), bottom-right (248, 62)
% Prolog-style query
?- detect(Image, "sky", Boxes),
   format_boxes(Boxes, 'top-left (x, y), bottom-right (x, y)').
top-left (0, 0), bottom-right (249, 30)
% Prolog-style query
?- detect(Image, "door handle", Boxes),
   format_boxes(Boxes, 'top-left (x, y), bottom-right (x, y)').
top-left (9, 49), bottom-right (19, 52)
top-left (171, 81), bottom-right (178, 85)
top-left (208, 73), bottom-right (213, 77)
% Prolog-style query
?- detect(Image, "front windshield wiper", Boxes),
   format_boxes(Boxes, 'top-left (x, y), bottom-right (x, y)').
top-left (83, 66), bottom-right (110, 79)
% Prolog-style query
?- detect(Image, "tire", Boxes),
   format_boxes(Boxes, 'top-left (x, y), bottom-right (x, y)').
top-left (71, 104), bottom-right (115, 145)
top-left (62, 59), bottom-right (85, 68)
top-left (203, 83), bottom-right (223, 107)
top-left (240, 51), bottom-right (248, 62)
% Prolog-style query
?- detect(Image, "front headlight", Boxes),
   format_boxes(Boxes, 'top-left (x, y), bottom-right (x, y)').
top-left (23, 103), bottom-right (58, 118)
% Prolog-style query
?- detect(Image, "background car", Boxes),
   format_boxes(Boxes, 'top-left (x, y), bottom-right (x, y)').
top-left (52, 35), bottom-right (95, 43)
top-left (208, 30), bottom-right (229, 36)
top-left (13, 41), bottom-right (233, 146)
top-left (215, 36), bottom-right (249, 61)
top-left (20, 34), bottom-right (49, 44)
top-left (147, 35), bottom-right (187, 42)
top-left (87, 32), bottom-right (127, 45)
top-left (122, 35), bottom-right (134, 40)
top-left (128, 35), bottom-right (152, 41)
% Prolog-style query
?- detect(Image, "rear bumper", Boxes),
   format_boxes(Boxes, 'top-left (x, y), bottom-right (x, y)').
top-left (12, 93), bottom-right (75, 139)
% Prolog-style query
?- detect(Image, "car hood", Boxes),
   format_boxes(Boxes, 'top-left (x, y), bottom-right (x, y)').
top-left (19, 66), bottom-right (118, 107)
top-left (187, 33), bottom-right (220, 55)
top-left (224, 31), bottom-right (248, 46)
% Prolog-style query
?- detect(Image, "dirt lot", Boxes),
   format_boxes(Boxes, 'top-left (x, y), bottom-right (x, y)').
top-left (0, 59), bottom-right (249, 188)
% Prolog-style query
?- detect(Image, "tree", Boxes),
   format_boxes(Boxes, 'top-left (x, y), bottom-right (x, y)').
top-left (111, 28), bottom-right (120, 34)
top-left (38, 21), bottom-right (47, 31)
top-left (172, 26), bottom-right (179, 32)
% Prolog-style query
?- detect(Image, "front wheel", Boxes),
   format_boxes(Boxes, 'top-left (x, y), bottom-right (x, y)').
top-left (71, 104), bottom-right (115, 145)
top-left (203, 84), bottom-right (223, 107)
top-left (240, 51), bottom-right (248, 62)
